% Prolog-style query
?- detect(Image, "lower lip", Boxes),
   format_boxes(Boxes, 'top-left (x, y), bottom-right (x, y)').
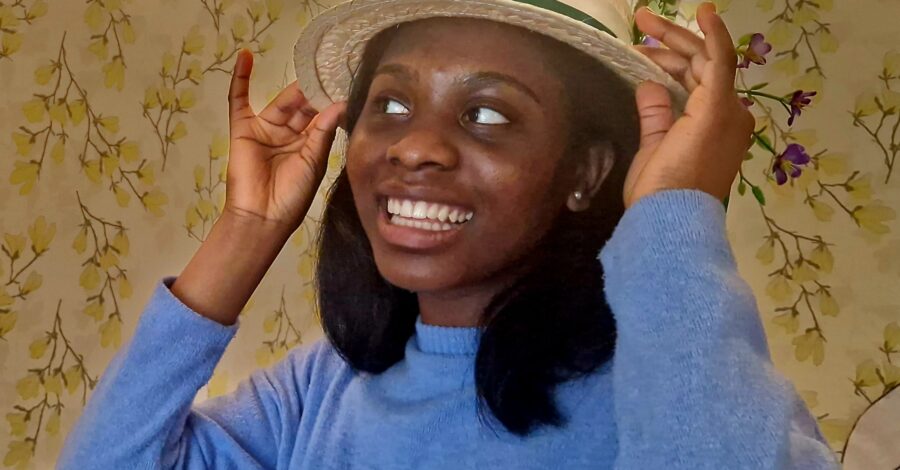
top-left (376, 208), bottom-right (467, 251)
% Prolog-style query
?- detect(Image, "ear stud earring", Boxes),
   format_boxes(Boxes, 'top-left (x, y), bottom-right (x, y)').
top-left (573, 191), bottom-right (584, 201)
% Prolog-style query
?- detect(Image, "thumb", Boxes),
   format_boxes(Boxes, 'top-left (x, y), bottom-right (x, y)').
top-left (635, 80), bottom-right (675, 152)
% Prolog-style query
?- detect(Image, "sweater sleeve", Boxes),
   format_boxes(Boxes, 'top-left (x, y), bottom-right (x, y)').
top-left (57, 276), bottom-right (303, 470)
top-left (600, 190), bottom-right (838, 470)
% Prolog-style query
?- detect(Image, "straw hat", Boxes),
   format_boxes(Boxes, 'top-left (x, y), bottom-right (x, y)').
top-left (293, 0), bottom-right (689, 112)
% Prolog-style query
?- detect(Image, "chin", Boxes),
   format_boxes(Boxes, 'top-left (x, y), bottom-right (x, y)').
top-left (372, 249), bottom-right (472, 294)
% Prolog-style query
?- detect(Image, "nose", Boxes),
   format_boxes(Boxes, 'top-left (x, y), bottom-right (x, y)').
top-left (386, 127), bottom-right (459, 172)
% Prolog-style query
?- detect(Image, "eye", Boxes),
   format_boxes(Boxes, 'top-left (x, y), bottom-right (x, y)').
top-left (464, 106), bottom-right (510, 125)
top-left (380, 98), bottom-right (410, 115)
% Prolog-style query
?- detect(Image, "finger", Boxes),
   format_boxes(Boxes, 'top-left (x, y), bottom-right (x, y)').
top-left (258, 80), bottom-right (320, 133)
top-left (229, 49), bottom-right (255, 124)
top-left (634, 45), bottom-right (704, 91)
top-left (635, 81), bottom-right (675, 152)
top-left (298, 101), bottom-right (347, 167)
top-left (634, 7), bottom-right (707, 59)
top-left (696, 3), bottom-right (738, 95)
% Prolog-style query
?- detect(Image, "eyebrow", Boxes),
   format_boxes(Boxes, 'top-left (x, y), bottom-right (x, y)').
top-left (373, 64), bottom-right (541, 105)
top-left (460, 71), bottom-right (541, 105)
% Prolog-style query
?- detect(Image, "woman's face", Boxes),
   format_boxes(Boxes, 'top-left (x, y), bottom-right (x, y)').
top-left (346, 18), bottom-right (575, 295)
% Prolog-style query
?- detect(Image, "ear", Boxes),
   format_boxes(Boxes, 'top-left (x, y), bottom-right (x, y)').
top-left (566, 141), bottom-right (615, 212)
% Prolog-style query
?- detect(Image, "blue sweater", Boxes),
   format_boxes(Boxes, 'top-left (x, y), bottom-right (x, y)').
top-left (57, 190), bottom-right (838, 469)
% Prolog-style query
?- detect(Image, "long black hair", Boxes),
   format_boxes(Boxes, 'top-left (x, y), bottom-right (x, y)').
top-left (315, 22), bottom-right (640, 436)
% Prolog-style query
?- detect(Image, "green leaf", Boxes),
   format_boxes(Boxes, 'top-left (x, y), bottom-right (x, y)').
top-left (744, 151), bottom-right (755, 161)
top-left (738, 180), bottom-right (747, 195)
top-left (751, 82), bottom-right (770, 90)
top-left (737, 34), bottom-right (753, 47)
top-left (752, 185), bottom-right (767, 206)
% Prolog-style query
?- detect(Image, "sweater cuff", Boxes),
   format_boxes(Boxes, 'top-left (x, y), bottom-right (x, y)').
top-left (599, 189), bottom-right (731, 269)
top-left (133, 276), bottom-right (239, 364)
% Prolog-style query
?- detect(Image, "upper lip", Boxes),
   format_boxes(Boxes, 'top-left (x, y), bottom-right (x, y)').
top-left (376, 181), bottom-right (475, 212)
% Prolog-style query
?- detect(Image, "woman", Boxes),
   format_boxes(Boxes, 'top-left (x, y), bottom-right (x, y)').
top-left (59, 1), bottom-right (838, 468)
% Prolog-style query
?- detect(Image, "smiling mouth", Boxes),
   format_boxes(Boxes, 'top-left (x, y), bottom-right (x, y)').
top-left (384, 197), bottom-right (474, 232)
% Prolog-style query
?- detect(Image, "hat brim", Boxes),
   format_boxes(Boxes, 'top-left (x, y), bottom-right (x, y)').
top-left (293, 0), bottom-right (689, 112)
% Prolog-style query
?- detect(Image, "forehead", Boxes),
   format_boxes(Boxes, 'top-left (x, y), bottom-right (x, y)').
top-left (377, 17), bottom-right (563, 89)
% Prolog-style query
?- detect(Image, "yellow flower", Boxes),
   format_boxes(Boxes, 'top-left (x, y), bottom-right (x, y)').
top-left (112, 230), bottom-right (129, 256)
top-left (792, 330), bottom-right (825, 365)
top-left (88, 37), bottom-right (109, 60)
top-left (755, 238), bottom-right (775, 265)
top-left (142, 189), bottom-right (169, 216)
top-left (3, 233), bottom-right (26, 259)
top-left (772, 56), bottom-right (799, 77)
top-left (847, 174), bottom-right (872, 201)
top-left (215, 33), bottom-right (229, 59)
top-left (83, 159), bottom-right (102, 184)
top-left (0, 6), bottom-right (20, 29)
top-left (51, 137), bottom-right (66, 163)
top-left (809, 244), bottom-right (833, 273)
top-left (48, 99), bottom-right (69, 126)
top-left (187, 59), bottom-right (203, 83)
top-left (79, 263), bottom-right (101, 291)
top-left (1, 31), bottom-right (23, 55)
top-left (113, 184), bottom-right (131, 207)
top-left (263, 312), bottom-right (278, 333)
top-left (882, 89), bottom-right (900, 111)
top-left (64, 365), bottom-right (83, 394)
top-left (44, 373), bottom-right (62, 395)
top-left (122, 22), bottom-right (136, 44)
top-left (783, 129), bottom-right (818, 148)
top-left (818, 290), bottom-right (839, 317)
top-left (138, 165), bottom-right (155, 185)
top-left (22, 98), bottom-right (46, 123)
top-left (0, 288), bottom-right (12, 307)
top-left (3, 439), bottom-right (34, 469)
top-left (83, 300), bottom-right (104, 321)
top-left (799, 390), bottom-right (818, 409)
top-left (258, 34), bottom-right (275, 54)
top-left (248, 0), bottom-right (265, 21)
top-left (46, 410), bottom-right (61, 436)
top-left (792, 5), bottom-right (819, 25)
top-left (20, 271), bottom-right (42, 295)
top-left (817, 30), bottom-right (838, 54)
top-left (159, 87), bottom-right (176, 109)
top-left (197, 198), bottom-right (215, 220)
top-left (118, 276), bottom-right (132, 299)
top-left (28, 216), bottom-right (56, 255)
top-left (98, 248), bottom-right (119, 270)
top-left (854, 359), bottom-right (880, 387)
top-left (298, 255), bottom-right (314, 278)
top-left (183, 26), bottom-right (205, 55)
top-left (266, 0), bottom-right (283, 20)
top-left (207, 371), bottom-right (230, 398)
top-left (169, 121), bottom-right (188, 141)
top-left (185, 205), bottom-right (201, 230)
top-left (29, 337), bottom-right (49, 359)
top-left (178, 89), bottom-right (196, 109)
top-left (72, 227), bottom-right (88, 254)
top-left (765, 273), bottom-right (793, 301)
top-left (84, 2), bottom-right (105, 31)
top-left (162, 52), bottom-right (176, 75)
top-left (295, 8), bottom-right (309, 26)
top-left (101, 153), bottom-right (119, 177)
top-left (10, 161), bottom-right (39, 195)
top-left (0, 311), bottom-right (17, 336)
top-left (791, 260), bottom-right (818, 283)
top-left (854, 91), bottom-right (879, 116)
top-left (809, 198), bottom-right (834, 222)
top-left (120, 140), bottom-right (140, 163)
top-left (68, 99), bottom-right (86, 125)
top-left (99, 115), bottom-right (119, 134)
top-left (102, 57), bottom-right (125, 90)
top-left (816, 153), bottom-right (846, 176)
top-left (231, 15), bottom-right (249, 41)
top-left (772, 312), bottom-right (799, 333)
top-left (210, 134), bottom-right (229, 159)
top-left (12, 132), bottom-right (33, 156)
top-left (143, 86), bottom-right (159, 109)
top-left (15, 373), bottom-right (40, 400)
top-left (100, 317), bottom-right (122, 348)
top-left (193, 166), bottom-right (206, 189)
top-left (852, 202), bottom-right (896, 235)
top-left (818, 418), bottom-right (851, 445)
top-left (791, 71), bottom-right (823, 96)
top-left (885, 322), bottom-right (900, 350)
top-left (255, 344), bottom-right (273, 367)
top-left (756, 0), bottom-right (774, 10)
top-left (884, 50), bottom-right (900, 77)
top-left (883, 361), bottom-right (900, 387)
top-left (767, 20), bottom-right (796, 49)
top-left (5, 412), bottom-right (27, 437)
top-left (817, 0), bottom-right (833, 10)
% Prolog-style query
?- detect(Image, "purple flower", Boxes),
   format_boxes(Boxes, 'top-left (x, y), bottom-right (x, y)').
top-left (787, 90), bottom-right (817, 126)
top-left (738, 33), bottom-right (772, 68)
top-left (740, 97), bottom-right (755, 108)
top-left (772, 143), bottom-right (811, 185)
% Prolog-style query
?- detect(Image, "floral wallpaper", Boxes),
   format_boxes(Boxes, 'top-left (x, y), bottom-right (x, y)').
top-left (0, 0), bottom-right (897, 468)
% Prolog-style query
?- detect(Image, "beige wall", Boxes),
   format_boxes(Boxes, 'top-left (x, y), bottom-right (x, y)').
top-left (0, 0), bottom-right (897, 468)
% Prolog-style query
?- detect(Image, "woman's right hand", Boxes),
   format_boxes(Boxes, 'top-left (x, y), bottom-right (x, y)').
top-left (224, 48), bottom-right (347, 233)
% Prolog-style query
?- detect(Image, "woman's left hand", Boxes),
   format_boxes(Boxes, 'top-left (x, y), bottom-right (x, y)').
top-left (623, 2), bottom-right (755, 208)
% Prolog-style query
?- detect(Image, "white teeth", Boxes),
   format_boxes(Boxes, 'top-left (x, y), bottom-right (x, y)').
top-left (386, 197), bottom-right (473, 225)
top-left (389, 215), bottom-right (457, 231)
top-left (400, 200), bottom-right (413, 218)
top-left (412, 201), bottom-right (428, 219)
